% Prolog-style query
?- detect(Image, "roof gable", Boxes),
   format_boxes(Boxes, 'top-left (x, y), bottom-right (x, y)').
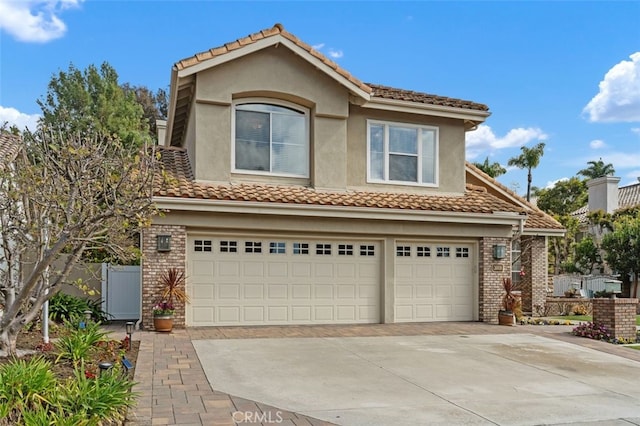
top-left (173, 23), bottom-right (371, 100)
top-left (465, 162), bottom-right (564, 233)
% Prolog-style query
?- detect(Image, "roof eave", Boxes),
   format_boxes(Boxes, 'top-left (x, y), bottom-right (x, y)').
top-left (153, 196), bottom-right (525, 226)
top-left (361, 98), bottom-right (491, 125)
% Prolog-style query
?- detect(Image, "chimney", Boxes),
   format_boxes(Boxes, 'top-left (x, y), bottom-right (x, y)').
top-left (156, 119), bottom-right (167, 146)
top-left (587, 176), bottom-right (620, 214)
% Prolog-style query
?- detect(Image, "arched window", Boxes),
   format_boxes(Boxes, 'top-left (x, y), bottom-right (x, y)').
top-left (233, 102), bottom-right (309, 177)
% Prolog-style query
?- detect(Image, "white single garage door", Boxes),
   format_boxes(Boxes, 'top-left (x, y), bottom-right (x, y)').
top-left (395, 241), bottom-right (475, 322)
top-left (187, 236), bottom-right (380, 326)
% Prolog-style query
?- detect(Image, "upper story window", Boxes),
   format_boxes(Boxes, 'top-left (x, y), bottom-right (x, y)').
top-left (234, 102), bottom-right (309, 177)
top-left (367, 120), bottom-right (438, 186)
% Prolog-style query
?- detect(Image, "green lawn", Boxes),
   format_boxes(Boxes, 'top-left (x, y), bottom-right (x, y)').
top-left (550, 315), bottom-right (640, 325)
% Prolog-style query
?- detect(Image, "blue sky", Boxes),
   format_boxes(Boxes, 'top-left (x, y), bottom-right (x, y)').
top-left (1, 1), bottom-right (639, 193)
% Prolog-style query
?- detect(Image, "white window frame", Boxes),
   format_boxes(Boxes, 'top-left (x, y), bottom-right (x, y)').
top-left (232, 98), bottom-right (310, 178)
top-left (366, 119), bottom-right (438, 187)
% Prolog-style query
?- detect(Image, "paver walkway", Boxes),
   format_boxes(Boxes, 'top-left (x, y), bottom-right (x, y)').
top-left (115, 322), bottom-right (640, 425)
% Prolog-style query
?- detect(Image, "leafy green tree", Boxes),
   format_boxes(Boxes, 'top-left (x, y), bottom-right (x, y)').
top-left (601, 214), bottom-right (640, 298)
top-left (578, 159), bottom-right (615, 180)
top-left (549, 215), bottom-right (580, 274)
top-left (573, 235), bottom-right (602, 274)
top-left (507, 142), bottom-right (545, 202)
top-left (473, 156), bottom-right (506, 178)
top-left (0, 129), bottom-right (158, 356)
top-left (122, 84), bottom-right (168, 137)
top-left (536, 177), bottom-right (587, 216)
top-left (37, 62), bottom-right (150, 147)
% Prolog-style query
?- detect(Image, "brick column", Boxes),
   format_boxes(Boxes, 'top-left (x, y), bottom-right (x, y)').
top-left (479, 237), bottom-right (511, 323)
top-left (520, 236), bottom-right (547, 316)
top-left (593, 298), bottom-right (639, 341)
top-left (141, 224), bottom-right (187, 330)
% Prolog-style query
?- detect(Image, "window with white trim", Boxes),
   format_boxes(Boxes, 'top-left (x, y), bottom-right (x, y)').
top-left (234, 102), bottom-right (309, 177)
top-left (338, 244), bottom-right (353, 255)
top-left (220, 241), bottom-right (237, 253)
top-left (368, 120), bottom-right (437, 185)
top-left (293, 242), bottom-right (309, 255)
top-left (511, 239), bottom-right (522, 285)
top-left (396, 246), bottom-right (411, 257)
top-left (360, 245), bottom-right (375, 256)
top-left (456, 247), bottom-right (469, 258)
top-left (436, 246), bottom-right (450, 257)
top-left (417, 246), bottom-right (431, 257)
top-left (269, 242), bottom-right (286, 254)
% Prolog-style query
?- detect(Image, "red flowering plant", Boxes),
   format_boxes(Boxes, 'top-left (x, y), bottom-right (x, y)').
top-left (153, 301), bottom-right (175, 316)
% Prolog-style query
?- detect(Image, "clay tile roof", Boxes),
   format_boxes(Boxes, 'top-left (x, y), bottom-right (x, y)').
top-left (154, 147), bottom-right (525, 217)
top-left (571, 181), bottom-right (640, 223)
top-left (0, 132), bottom-right (21, 168)
top-left (465, 161), bottom-right (564, 231)
top-left (173, 23), bottom-right (372, 95)
top-left (368, 84), bottom-right (489, 112)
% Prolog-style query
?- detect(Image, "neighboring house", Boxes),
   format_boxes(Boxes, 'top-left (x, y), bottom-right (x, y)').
top-left (571, 176), bottom-right (640, 230)
top-left (141, 24), bottom-right (564, 329)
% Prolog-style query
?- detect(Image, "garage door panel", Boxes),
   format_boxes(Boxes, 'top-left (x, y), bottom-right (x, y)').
top-left (218, 284), bottom-right (240, 300)
top-left (192, 307), bottom-right (214, 323)
top-left (267, 284), bottom-right (287, 299)
top-left (243, 262), bottom-right (264, 277)
top-left (268, 262), bottom-right (288, 277)
top-left (192, 260), bottom-right (214, 277)
top-left (218, 306), bottom-right (240, 322)
top-left (268, 306), bottom-right (288, 321)
top-left (218, 261), bottom-right (239, 276)
top-left (292, 263), bottom-right (311, 277)
top-left (243, 284), bottom-right (264, 299)
top-left (292, 306), bottom-right (311, 321)
top-left (243, 306), bottom-right (264, 322)
top-left (337, 306), bottom-right (356, 320)
top-left (292, 284), bottom-right (311, 299)
top-left (187, 237), bottom-right (380, 326)
top-left (395, 242), bottom-right (474, 322)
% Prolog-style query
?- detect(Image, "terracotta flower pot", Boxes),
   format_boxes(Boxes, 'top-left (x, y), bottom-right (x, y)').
top-left (153, 315), bottom-right (173, 332)
top-left (498, 310), bottom-right (515, 326)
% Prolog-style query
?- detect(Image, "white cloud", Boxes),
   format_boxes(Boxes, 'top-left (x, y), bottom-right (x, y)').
top-left (631, 127), bottom-right (640, 136)
top-left (601, 151), bottom-right (640, 169)
top-left (545, 177), bottom-right (568, 189)
top-left (0, 0), bottom-right (82, 43)
top-left (465, 124), bottom-right (548, 159)
top-left (583, 52), bottom-right (640, 123)
top-left (312, 43), bottom-right (325, 50)
top-left (0, 106), bottom-right (40, 131)
top-left (589, 139), bottom-right (606, 149)
top-left (623, 169), bottom-right (640, 186)
top-left (328, 49), bottom-right (343, 59)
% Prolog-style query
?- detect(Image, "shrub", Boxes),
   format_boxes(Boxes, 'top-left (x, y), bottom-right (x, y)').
top-left (572, 322), bottom-right (611, 341)
top-left (55, 321), bottom-right (109, 365)
top-left (49, 292), bottom-right (112, 323)
top-left (0, 356), bottom-right (56, 422)
top-left (55, 365), bottom-right (136, 424)
top-left (573, 304), bottom-right (589, 316)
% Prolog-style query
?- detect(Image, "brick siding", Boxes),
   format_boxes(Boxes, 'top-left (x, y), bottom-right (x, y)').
top-left (479, 237), bottom-right (511, 323)
top-left (592, 298), bottom-right (639, 341)
top-left (520, 236), bottom-right (547, 315)
top-left (141, 224), bottom-right (187, 330)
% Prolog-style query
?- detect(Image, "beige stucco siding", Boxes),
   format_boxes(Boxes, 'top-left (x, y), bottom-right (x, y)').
top-left (153, 210), bottom-right (513, 239)
top-left (347, 105), bottom-right (467, 194)
top-left (190, 45), bottom-right (351, 185)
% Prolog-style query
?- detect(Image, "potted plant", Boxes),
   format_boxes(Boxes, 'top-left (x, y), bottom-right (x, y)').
top-left (153, 268), bottom-right (189, 332)
top-left (498, 277), bottom-right (518, 326)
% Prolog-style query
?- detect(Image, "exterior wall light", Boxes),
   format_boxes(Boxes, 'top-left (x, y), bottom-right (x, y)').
top-left (493, 244), bottom-right (506, 260)
top-left (157, 235), bottom-right (171, 252)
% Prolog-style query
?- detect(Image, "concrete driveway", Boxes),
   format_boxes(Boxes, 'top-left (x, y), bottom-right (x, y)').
top-left (193, 332), bottom-right (640, 426)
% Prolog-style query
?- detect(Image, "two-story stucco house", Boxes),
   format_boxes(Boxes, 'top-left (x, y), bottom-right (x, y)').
top-left (141, 24), bottom-right (563, 329)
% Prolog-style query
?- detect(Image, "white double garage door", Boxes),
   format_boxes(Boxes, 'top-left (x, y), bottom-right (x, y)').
top-left (187, 235), bottom-right (475, 326)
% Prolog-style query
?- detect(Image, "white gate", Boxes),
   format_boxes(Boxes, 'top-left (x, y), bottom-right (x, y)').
top-left (101, 264), bottom-right (141, 320)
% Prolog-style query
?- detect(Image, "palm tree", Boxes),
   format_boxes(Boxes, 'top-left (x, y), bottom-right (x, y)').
top-left (507, 142), bottom-right (545, 202)
top-left (473, 156), bottom-right (507, 178)
top-left (577, 158), bottom-right (615, 180)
